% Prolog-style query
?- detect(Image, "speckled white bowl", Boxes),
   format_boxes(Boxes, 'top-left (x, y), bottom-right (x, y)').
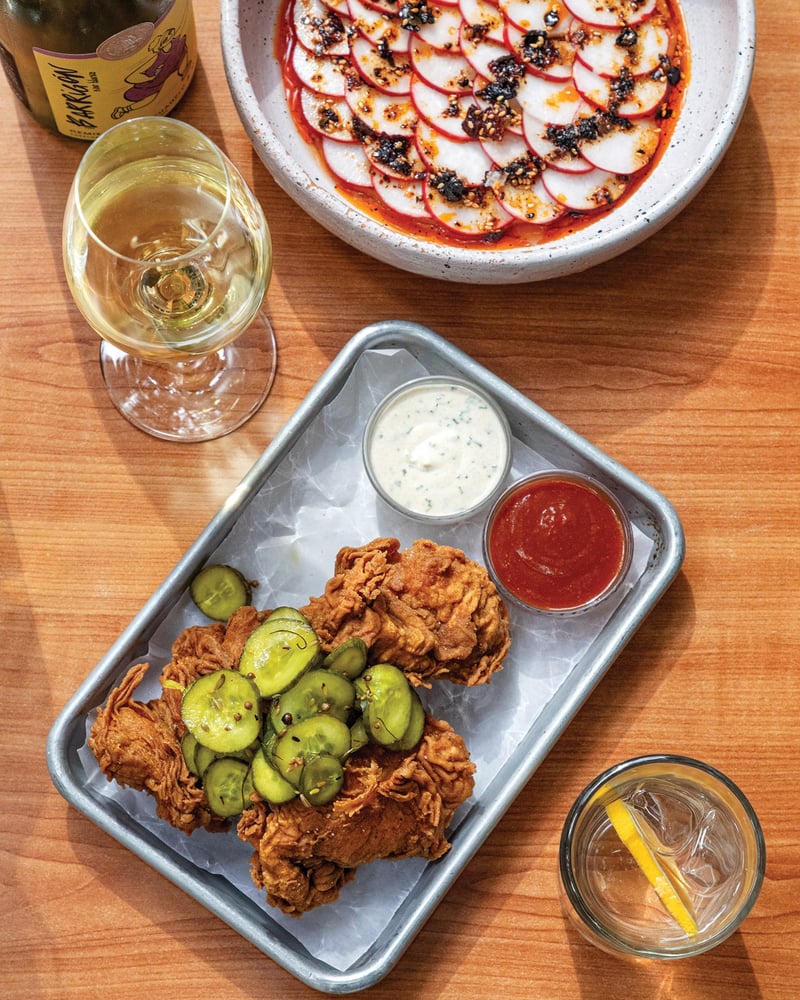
top-left (221, 0), bottom-right (755, 284)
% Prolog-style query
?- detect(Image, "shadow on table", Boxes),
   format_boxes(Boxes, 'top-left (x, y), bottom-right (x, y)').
top-left (564, 917), bottom-right (763, 1000)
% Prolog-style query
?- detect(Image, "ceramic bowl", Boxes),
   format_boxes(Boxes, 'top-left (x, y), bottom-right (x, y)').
top-left (221, 0), bottom-right (756, 284)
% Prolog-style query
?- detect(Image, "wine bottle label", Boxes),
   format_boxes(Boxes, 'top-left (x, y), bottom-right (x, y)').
top-left (32, 0), bottom-right (196, 140)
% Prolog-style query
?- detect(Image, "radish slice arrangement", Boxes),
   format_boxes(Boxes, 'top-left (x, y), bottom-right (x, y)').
top-left (283, 0), bottom-right (686, 244)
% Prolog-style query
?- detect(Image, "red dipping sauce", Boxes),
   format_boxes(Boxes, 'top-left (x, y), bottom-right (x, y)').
top-left (484, 472), bottom-right (632, 613)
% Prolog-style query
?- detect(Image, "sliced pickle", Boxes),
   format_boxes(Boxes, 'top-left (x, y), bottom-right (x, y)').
top-left (190, 564), bottom-right (252, 621)
top-left (181, 669), bottom-right (262, 754)
top-left (349, 716), bottom-right (369, 754)
top-left (203, 757), bottom-right (249, 818)
top-left (270, 668), bottom-right (355, 732)
top-left (266, 606), bottom-right (309, 624)
top-left (300, 754), bottom-right (344, 806)
top-left (194, 742), bottom-right (218, 777)
top-left (181, 731), bottom-right (200, 775)
top-left (322, 637), bottom-right (368, 679)
top-left (272, 715), bottom-right (352, 787)
top-left (356, 663), bottom-right (413, 747)
top-left (239, 617), bottom-right (321, 698)
top-left (249, 747), bottom-right (299, 805)
top-left (390, 687), bottom-right (426, 751)
top-left (193, 736), bottom-right (258, 777)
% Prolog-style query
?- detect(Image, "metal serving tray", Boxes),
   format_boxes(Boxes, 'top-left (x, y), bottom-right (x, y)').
top-left (47, 320), bottom-right (684, 994)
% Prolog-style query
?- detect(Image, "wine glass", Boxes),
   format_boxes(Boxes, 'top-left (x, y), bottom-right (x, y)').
top-left (62, 116), bottom-right (276, 442)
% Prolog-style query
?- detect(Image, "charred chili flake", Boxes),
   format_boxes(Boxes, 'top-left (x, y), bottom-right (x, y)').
top-left (431, 170), bottom-right (465, 203)
top-left (399, 1), bottom-right (436, 31)
top-left (463, 103), bottom-right (510, 140)
top-left (616, 26), bottom-right (638, 48)
top-left (372, 134), bottom-right (414, 176)
top-left (544, 6), bottom-right (561, 29)
top-left (316, 102), bottom-right (343, 134)
top-left (463, 22), bottom-right (490, 43)
top-left (521, 30), bottom-right (560, 70)
top-left (654, 54), bottom-right (683, 86)
top-left (609, 66), bottom-right (635, 105)
top-left (302, 10), bottom-right (347, 57)
top-left (377, 38), bottom-right (395, 65)
top-left (503, 154), bottom-right (542, 189)
top-left (487, 54), bottom-right (525, 89)
top-left (547, 110), bottom-right (631, 158)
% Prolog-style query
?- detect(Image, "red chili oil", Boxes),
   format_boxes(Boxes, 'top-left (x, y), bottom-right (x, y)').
top-left (486, 474), bottom-right (630, 612)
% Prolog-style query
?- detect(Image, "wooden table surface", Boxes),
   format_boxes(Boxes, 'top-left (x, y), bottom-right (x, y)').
top-left (2, 1), bottom-right (797, 997)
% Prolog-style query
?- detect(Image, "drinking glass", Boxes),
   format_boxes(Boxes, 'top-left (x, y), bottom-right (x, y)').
top-left (559, 754), bottom-right (765, 959)
top-left (63, 116), bottom-right (276, 442)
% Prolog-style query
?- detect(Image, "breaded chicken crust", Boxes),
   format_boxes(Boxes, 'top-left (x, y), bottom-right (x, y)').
top-left (301, 537), bottom-right (510, 686)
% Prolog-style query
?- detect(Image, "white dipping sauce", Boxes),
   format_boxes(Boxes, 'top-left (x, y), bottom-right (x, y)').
top-left (366, 379), bottom-right (510, 519)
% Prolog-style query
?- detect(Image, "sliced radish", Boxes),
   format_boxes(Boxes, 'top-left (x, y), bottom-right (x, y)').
top-left (322, 136), bottom-right (374, 186)
top-left (350, 34), bottom-right (413, 94)
top-left (413, 5), bottom-right (465, 51)
top-left (579, 115), bottom-right (660, 173)
top-left (516, 72), bottom-right (583, 125)
top-left (523, 114), bottom-right (594, 172)
top-left (294, 0), bottom-right (351, 57)
top-left (410, 75), bottom-right (473, 140)
top-left (345, 80), bottom-right (419, 132)
top-left (347, 0), bottom-right (411, 51)
top-left (499, 0), bottom-right (571, 33)
top-left (416, 118), bottom-right (494, 186)
top-left (562, 0), bottom-right (657, 29)
top-left (505, 23), bottom-right (574, 81)
top-left (458, 0), bottom-right (507, 43)
top-left (372, 172), bottom-right (432, 219)
top-left (480, 128), bottom-right (532, 168)
top-left (491, 168), bottom-right (567, 223)
top-left (574, 19), bottom-right (669, 79)
top-left (320, 0), bottom-right (350, 11)
top-left (460, 32), bottom-right (516, 80)
top-left (292, 43), bottom-right (351, 97)
top-left (424, 178), bottom-right (513, 236)
top-left (572, 57), bottom-right (667, 116)
top-left (410, 35), bottom-right (476, 94)
top-left (300, 88), bottom-right (355, 141)
top-left (542, 164), bottom-right (627, 210)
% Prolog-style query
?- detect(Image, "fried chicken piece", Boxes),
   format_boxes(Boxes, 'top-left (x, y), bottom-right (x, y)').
top-left (88, 606), bottom-right (268, 835)
top-left (238, 716), bottom-right (475, 915)
top-left (300, 537), bottom-right (510, 686)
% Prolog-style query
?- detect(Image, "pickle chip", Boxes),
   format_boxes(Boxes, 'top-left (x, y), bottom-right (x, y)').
top-left (203, 757), bottom-right (250, 818)
top-left (181, 669), bottom-right (262, 754)
top-left (239, 617), bottom-right (322, 698)
top-left (270, 668), bottom-right (355, 732)
top-left (300, 754), bottom-right (344, 806)
top-left (190, 564), bottom-right (252, 621)
top-left (356, 663), bottom-right (414, 747)
top-left (249, 747), bottom-right (299, 805)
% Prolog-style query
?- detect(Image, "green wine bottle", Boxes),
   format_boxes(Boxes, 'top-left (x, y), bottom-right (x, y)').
top-left (0, 0), bottom-right (197, 139)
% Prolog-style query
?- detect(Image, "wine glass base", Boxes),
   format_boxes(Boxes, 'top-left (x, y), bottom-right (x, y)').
top-left (100, 313), bottom-right (277, 442)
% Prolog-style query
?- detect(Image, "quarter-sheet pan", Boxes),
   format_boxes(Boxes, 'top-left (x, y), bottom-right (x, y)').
top-left (47, 319), bottom-right (684, 993)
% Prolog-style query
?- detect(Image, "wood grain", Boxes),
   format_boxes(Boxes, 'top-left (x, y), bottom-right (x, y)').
top-left (1, 1), bottom-right (798, 997)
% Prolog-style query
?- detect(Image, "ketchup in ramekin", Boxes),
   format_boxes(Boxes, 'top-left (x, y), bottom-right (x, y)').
top-left (483, 471), bottom-right (633, 614)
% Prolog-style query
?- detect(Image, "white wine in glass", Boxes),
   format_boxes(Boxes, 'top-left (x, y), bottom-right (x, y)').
top-left (63, 116), bottom-right (276, 441)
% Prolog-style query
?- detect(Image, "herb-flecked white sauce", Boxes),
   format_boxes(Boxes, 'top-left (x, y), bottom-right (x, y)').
top-left (368, 381), bottom-right (509, 518)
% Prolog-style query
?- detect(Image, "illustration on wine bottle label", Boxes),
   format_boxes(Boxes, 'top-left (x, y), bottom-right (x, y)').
top-left (32, 0), bottom-right (195, 140)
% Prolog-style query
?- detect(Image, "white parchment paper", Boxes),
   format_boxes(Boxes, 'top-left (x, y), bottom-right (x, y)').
top-left (79, 347), bottom-right (653, 970)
